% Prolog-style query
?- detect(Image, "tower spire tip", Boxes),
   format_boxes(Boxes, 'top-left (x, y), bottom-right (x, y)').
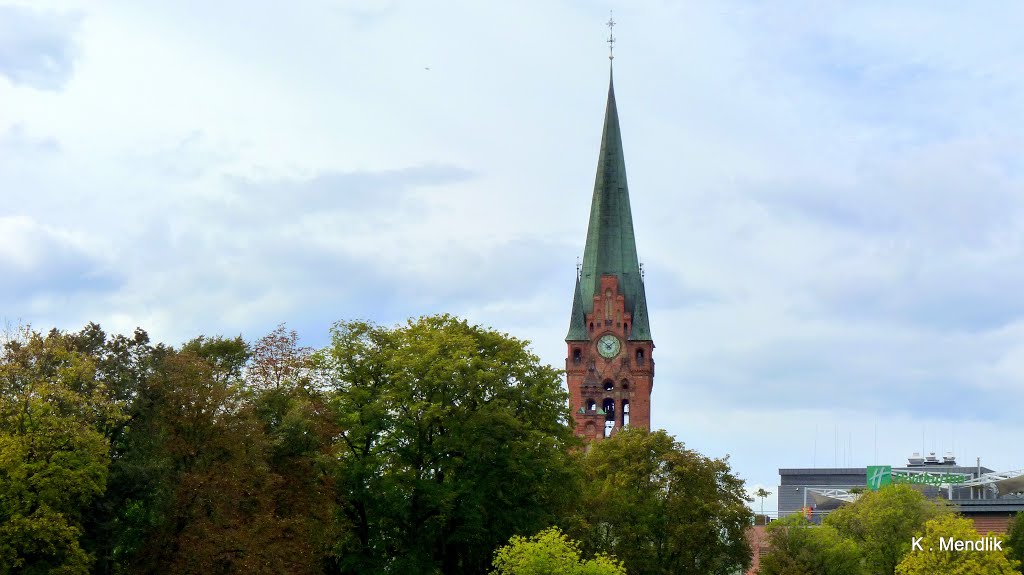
top-left (606, 11), bottom-right (616, 61)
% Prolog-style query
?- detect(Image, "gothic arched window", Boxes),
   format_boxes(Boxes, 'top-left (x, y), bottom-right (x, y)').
top-left (602, 398), bottom-right (615, 421)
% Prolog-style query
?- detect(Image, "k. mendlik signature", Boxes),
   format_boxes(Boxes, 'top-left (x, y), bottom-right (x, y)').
top-left (911, 536), bottom-right (1003, 552)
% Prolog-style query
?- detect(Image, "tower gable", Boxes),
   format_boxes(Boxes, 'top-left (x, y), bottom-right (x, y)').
top-left (566, 274), bottom-right (654, 441)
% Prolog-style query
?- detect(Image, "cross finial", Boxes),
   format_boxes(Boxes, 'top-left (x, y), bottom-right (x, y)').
top-left (606, 11), bottom-right (616, 61)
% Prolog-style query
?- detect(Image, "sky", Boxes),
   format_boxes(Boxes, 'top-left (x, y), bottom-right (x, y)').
top-left (5, 0), bottom-right (1024, 514)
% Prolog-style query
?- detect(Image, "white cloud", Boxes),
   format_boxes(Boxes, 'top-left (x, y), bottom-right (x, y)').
top-left (0, 5), bottom-right (79, 90)
top-left (0, 215), bottom-right (115, 297)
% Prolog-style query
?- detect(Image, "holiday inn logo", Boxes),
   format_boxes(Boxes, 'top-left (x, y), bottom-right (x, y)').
top-left (867, 465), bottom-right (893, 491)
top-left (865, 465), bottom-right (969, 491)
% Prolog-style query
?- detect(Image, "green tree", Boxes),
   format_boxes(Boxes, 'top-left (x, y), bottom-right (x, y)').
top-left (246, 325), bottom-right (337, 571)
top-left (62, 323), bottom-right (170, 574)
top-left (124, 341), bottom-right (330, 574)
top-left (755, 487), bottom-right (772, 520)
top-left (247, 324), bottom-right (312, 392)
top-left (0, 328), bottom-right (122, 574)
top-left (896, 514), bottom-right (1018, 575)
top-left (1006, 511), bottom-right (1024, 573)
top-left (491, 527), bottom-right (625, 575)
top-left (574, 427), bottom-right (752, 575)
top-left (825, 484), bottom-right (948, 575)
top-left (67, 323), bottom-right (334, 574)
top-left (180, 334), bottom-right (250, 384)
top-left (759, 514), bottom-right (864, 575)
top-left (317, 315), bottom-right (581, 575)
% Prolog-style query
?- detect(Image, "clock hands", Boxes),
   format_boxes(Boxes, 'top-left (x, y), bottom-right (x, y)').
top-left (598, 336), bottom-right (619, 357)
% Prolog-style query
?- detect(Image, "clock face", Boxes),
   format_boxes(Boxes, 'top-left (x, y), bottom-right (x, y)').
top-left (597, 334), bottom-right (621, 358)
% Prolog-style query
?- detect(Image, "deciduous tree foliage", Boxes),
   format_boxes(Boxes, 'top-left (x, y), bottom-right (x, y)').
top-left (0, 328), bottom-right (122, 574)
top-left (127, 340), bottom-right (334, 574)
top-left (491, 527), bottom-right (625, 575)
top-left (247, 324), bottom-right (313, 392)
top-left (1006, 511), bottom-right (1024, 573)
top-left (6, 324), bottom-right (334, 574)
top-left (573, 427), bottom-right (753, 575)
top-left (759, 514), bottom-right (864, 575)
top-left (180, 334), bottom-right (250, 384)
top-left (245, 327), bottom-right (337, 573)
top-left (825, 484), bottom-right (948, 575)
top-left (4, 316), bottom-right (761, 575)
top-left (126, 349), bottom-right (272, 573)
top-left (317, 316), bottom-right (580, 575)
top-left (896, 515), bottom-right (1018, 575)
top-left (64, 323), bottom-right (169, 574)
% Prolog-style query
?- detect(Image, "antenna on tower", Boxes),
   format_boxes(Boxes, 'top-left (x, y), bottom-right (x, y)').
top-left (576, 257), bottom-right (582, 279)
top-left (606, 11), bottom-right (616, 61)
top-left (639, 258), bottom-right (645, 280)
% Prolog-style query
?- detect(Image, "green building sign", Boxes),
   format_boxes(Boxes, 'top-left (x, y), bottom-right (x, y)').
top-left (867, 466), bottom-right (892, 490)
top-left (866, 465), bottom-right (969, 491)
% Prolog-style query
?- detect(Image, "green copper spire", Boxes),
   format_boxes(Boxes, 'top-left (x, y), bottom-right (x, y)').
top-left (566, 274), bottom-right (588, 341)
top-left (630, 284), bottom-right (652, 340)
top-left (568, 67), bottom-right (652, 342)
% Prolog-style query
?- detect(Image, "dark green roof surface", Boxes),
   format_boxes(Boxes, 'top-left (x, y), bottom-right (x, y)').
top-left (567, 67), bottom-right (652, 342)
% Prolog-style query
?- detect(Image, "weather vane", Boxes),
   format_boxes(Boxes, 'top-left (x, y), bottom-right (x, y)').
top-left (606, 11), bottom-right (616, 61)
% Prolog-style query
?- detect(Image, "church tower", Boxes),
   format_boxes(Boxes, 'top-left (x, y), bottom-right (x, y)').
top-left (565, 60), bottom-right (654, 442)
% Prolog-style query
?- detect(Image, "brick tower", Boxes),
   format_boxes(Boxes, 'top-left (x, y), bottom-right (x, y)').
top-left (565, 65), bottom-right (654, 442)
